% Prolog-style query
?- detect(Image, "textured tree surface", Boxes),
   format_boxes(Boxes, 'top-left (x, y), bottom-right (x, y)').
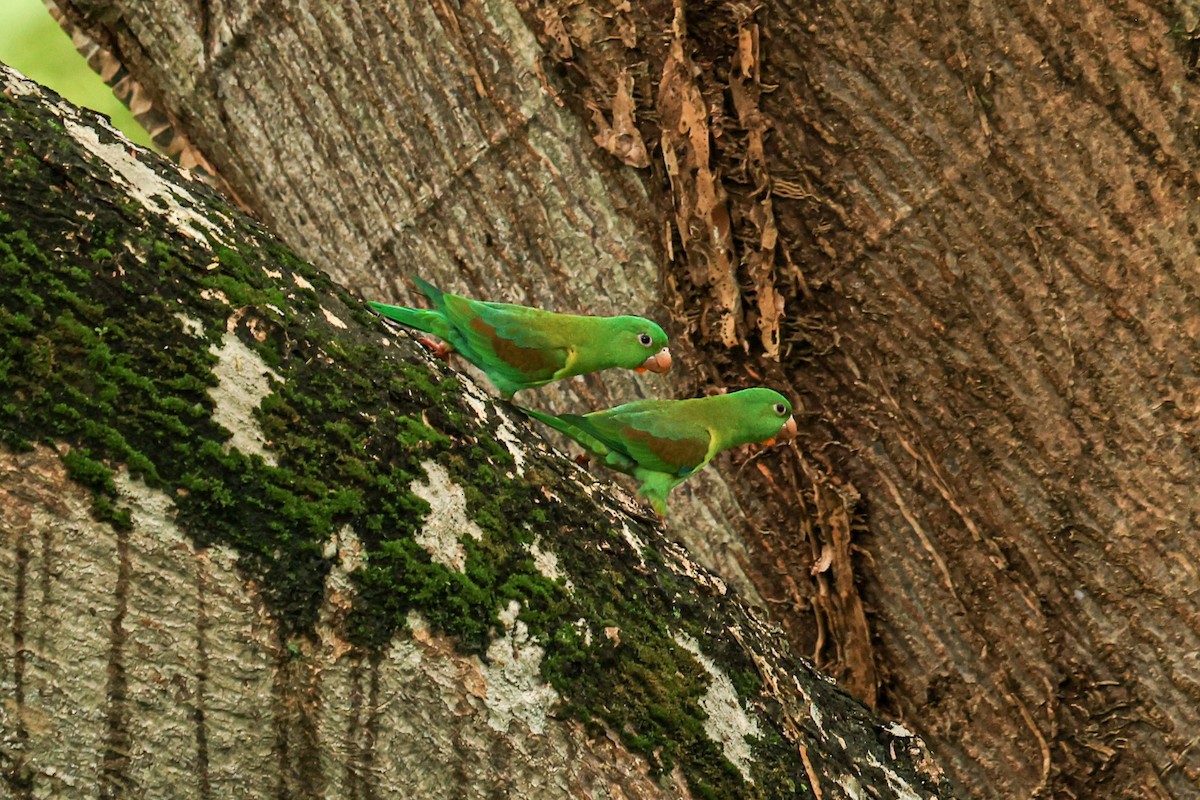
top-left (42, 0), bottom-right (783, 607)
top-left (0, 67), bottom-right (951, 800)
top-left (42, 0), bottom-right (1200, 797)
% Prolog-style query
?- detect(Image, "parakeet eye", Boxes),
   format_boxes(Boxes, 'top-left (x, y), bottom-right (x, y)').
top-left (638, 333), bottom-right (653, 346)
top-left (773, 403), bottom-right (787, 416)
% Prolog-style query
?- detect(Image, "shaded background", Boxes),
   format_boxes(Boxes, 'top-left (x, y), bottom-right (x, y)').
top-left (0, 0), bottom-right (148, 146)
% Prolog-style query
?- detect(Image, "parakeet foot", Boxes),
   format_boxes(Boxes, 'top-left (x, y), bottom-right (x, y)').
top-left (574, 453), bottom-right (591, 470)
top-left (625, 503), bottom-right (665, 527)
top-left (417, 337), bottom-right (453, 361)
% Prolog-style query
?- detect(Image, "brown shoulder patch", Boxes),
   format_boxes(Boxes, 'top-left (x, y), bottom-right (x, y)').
top-left (622, 426), bottom-right (708, 471)
top-left (469, 316), bottom-right (562, 378)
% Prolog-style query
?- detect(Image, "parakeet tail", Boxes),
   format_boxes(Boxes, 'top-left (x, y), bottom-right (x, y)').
top-left (520, 409), bottom-right (611, 457)
top-left (410, 276), bottom-right (448, 310)
top-left (519, 407), bottom-right (575, 436)
top-left (367, 302), bottom-right (452, 340)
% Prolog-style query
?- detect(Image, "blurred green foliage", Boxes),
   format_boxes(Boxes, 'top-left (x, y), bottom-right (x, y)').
top-left (0, 0), bottom-right (153, 147)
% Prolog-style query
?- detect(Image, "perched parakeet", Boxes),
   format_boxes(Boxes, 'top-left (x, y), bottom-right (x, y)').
top-left (368, 277), bottom-right (672, 399)
top-left (522, 388), bottom-right (798, 515)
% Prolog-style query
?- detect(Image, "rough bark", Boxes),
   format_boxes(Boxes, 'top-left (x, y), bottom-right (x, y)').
top-left (0, 66), bottom-right (950, 800)
top-left (41, 0), bottom-right (1200, 798)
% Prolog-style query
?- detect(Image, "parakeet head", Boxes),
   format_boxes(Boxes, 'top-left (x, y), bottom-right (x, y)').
top-left (608, 316), bottom-right (672, 374)
top-left (726, 388), bottom-right (798, 446)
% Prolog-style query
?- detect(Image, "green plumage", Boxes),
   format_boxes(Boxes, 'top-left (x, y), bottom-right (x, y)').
top-left (368, 277), bottom-right (671, 399)
top-left (522, 388), bottom-right (796, 515)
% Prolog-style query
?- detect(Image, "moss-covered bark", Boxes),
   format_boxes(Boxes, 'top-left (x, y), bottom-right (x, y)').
top-left (1, 67), bottom-right (949, 799)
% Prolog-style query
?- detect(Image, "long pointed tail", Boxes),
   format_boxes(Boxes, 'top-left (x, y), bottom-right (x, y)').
top-left (520, 408), bottom-right (614, 459)
top-left (520, 407), bottom-right (577, 437)
top-left (367, 302), bottom-right (452, 339)
top-left (410, 276), bottom-right (448, 311)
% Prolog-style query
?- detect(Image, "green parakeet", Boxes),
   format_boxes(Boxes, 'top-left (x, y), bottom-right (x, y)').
top-left (368, 277), bottom-right (672, 399)
top-left (522, 388), bottom-right (798, 516)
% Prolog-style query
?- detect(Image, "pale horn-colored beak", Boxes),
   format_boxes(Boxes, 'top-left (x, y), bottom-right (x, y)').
top-left (760, 417), bottom-right (797, 447)
top-left (637, 347), bottom-right (673, 374)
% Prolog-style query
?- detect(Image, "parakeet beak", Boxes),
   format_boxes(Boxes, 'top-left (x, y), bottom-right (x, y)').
top-left (636, 348), bottom-right (672, 374)
top-left (762, 416), bottom-right (798, 446)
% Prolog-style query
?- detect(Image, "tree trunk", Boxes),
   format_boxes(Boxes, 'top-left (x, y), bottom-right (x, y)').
top-left (41, 0), bottom-right (784, 611)
top-left (41, 0), bottom-right (1200, 797)
top-left (0, 66), bottom-right (950, 799)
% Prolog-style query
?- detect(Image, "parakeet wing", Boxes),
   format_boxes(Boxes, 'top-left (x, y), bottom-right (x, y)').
top-left (579, 405), bottom-right (715, 477)
top-left (439, 294), bottom-right (572, 383)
